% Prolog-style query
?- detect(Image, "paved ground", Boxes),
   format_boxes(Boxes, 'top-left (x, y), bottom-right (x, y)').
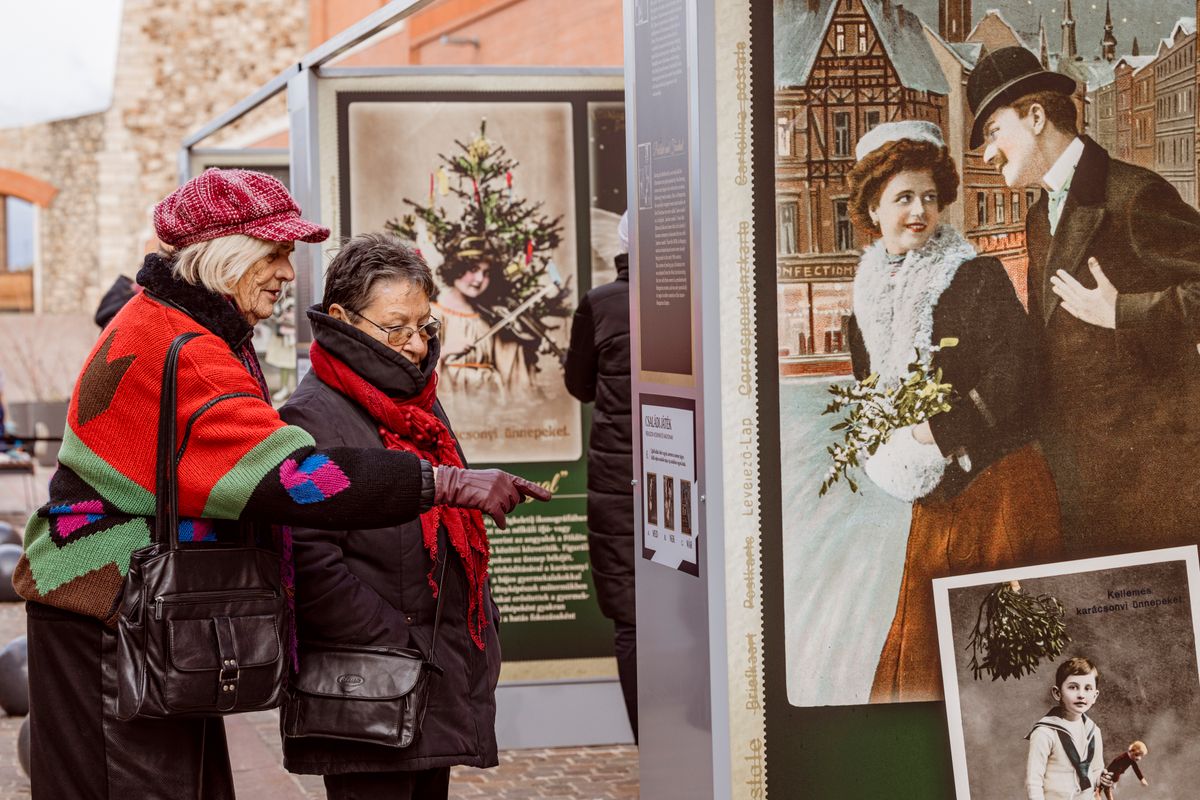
top-left (0, 490), bottom-right (640, 800)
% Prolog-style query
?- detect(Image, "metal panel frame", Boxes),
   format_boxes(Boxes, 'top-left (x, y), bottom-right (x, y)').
top-left (625, 0), bottom-right (733, 797)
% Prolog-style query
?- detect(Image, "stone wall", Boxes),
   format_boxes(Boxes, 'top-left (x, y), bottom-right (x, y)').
top-left (0, 115), bottom-right (104, 314)
top-left (0, 0), bottom-right (309, 318)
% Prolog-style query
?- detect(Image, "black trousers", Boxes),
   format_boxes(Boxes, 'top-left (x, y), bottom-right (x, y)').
top-left (25, 602), bottom-right (235, 800)
top-left (613, 620), bottom-right (638, 742)
top-left (323, 767), bottom-right (451, 800)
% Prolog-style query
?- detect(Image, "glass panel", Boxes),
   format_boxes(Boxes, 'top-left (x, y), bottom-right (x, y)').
top-left (5, 196), bottom-right (34, 271)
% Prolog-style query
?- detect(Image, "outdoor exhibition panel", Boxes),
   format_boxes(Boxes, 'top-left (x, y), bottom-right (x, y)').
top-left (627, 1), bottom-right (1200, 798)
top-left (303, 69), bottom-right (632, 748)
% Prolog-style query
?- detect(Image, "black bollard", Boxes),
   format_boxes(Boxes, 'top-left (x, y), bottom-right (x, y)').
top-left (0, 636), bottom-right (28, 716)
top-left (0, 544), bottom-right (22, 602)
top-left (16, 716), bottom-right (29, 778)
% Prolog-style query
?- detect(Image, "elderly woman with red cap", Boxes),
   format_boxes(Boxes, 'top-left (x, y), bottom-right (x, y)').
top-left (15, 168), bottom-right (549, 799)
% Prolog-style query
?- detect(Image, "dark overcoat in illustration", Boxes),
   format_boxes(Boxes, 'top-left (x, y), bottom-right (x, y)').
top-left (1025, 136), bottom-right (1200, 554)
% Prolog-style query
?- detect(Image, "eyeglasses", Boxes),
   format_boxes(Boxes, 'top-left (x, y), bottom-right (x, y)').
top-left (351, 311), bottom-right (442, 347)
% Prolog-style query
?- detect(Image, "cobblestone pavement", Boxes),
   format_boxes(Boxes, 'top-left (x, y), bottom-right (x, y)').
top-left (0, 505), bottom-right (640, 800)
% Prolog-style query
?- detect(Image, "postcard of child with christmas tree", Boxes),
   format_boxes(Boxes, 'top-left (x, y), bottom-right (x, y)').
top-left (342, 98), bottom-right (585, 464)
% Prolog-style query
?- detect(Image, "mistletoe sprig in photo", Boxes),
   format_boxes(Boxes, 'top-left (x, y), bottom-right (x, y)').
top-left (818, 355), bottom-right (954, 496)
top-left (966, 581), bottom-right (1070, 682)
top-left (386, 118), bottom-right (571, 323)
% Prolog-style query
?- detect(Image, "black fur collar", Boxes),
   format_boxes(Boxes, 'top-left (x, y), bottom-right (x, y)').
top-left (136, 252), bottom-right (254, 350)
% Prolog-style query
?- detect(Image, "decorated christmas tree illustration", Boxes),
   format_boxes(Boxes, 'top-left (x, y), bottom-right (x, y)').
top-left (387, 119), bottom-right (570, 366)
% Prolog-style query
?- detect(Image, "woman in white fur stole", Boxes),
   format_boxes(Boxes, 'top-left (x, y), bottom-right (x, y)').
top-left (845, 122), bottom-right (1064, 703)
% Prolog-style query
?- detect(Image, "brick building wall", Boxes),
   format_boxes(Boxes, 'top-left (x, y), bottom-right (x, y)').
top-left (310, 0), bottom-right (622, 68)
top-left (1131, 63), bottom-right (1156, 170)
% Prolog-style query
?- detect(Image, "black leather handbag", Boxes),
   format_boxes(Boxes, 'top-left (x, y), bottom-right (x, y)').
top-left (281, 553), bottom-right (447, 748)
top-left (114, 332), bottom-right (289, 720)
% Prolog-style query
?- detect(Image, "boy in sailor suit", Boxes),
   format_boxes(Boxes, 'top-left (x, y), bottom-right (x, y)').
top-left (1025, 658), bottom-right (1113, 800)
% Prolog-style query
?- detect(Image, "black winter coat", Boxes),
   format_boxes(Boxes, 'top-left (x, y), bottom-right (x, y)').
top-left (279, 309), bottom-right (500, 775)
top-left (564, 254), bottom-right (634, 626)
top-left (849, 254), bottom-right (1039, 500)
top-left (1026, 136), bottom-right (1200, 554)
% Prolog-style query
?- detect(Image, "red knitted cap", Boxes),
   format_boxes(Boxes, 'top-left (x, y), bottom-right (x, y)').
top-left (154, 168), bottom-right (330, 248)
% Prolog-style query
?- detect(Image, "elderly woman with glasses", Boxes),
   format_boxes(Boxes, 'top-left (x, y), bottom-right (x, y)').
top-left (279, 232), bottom-right (510, 800)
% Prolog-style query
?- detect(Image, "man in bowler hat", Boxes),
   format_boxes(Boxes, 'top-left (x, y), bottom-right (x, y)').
top-left (966, 46), bottom-right (1200, 555)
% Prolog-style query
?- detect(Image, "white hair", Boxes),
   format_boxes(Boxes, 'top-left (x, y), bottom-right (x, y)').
top-left (171, 234), bottom-right (279, 294)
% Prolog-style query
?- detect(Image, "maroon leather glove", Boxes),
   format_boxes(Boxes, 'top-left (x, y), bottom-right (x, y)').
top-left (434, 466), bottom-right (553, 528)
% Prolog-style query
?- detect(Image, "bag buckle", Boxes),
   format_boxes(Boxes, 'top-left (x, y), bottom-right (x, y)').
top-left (219, 658), bottom-right (239, 691)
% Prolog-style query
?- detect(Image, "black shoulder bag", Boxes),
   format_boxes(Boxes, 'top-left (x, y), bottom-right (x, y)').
top-left (282, 551), bottom-right (448, 748)
top-left (114, 332), bottom-right (289, 720)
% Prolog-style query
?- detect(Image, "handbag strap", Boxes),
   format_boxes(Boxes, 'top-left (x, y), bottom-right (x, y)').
top-left (425, 537), bottom-right (450, 667)
top-left (155, 332), bottom-right (201, 549)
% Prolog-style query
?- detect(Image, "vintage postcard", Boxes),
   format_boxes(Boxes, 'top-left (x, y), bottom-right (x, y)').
top-left (934, 548), bottom-right (1200, 799)
top-left (770, 0), bottom-right (1200, 709)
top-left (345, 99), bottom-right (582, 464)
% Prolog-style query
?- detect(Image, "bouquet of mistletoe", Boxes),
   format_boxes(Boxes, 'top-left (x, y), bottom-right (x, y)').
top-left (819, 353), bottom-right (954, 497)
top-left (387, 118), bottom-right (571, 361)
top-left (967, 581), bottom-right (1069, 681)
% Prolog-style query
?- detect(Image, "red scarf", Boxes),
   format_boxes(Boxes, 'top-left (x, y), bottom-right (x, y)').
top-left (309, 341), bottom-right (490, 650)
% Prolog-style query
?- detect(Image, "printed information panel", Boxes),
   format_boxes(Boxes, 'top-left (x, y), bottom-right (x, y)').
top-left (634, 0), bottom-right (694, 379)
top-left (640, 395), bottom-right (698, 575)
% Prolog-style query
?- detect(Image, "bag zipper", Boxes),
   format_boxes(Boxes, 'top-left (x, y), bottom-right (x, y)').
top-left (154, 589), bottom-right (277, 620)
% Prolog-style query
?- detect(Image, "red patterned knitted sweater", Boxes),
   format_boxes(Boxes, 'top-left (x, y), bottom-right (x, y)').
top-left (15, 254), bottom-right (429, 624)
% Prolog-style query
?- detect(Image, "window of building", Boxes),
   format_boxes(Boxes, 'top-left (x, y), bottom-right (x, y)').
top-left (834, 199), bottom-right (853, 251)
top-left (2, 196), bottom-right (34, 271)
top-left (833, 111), bottom-right (851, 157)
top-left (857, 24), bottom-right (868, 53)
top-left (835, 24), bottom-right (845, 52)
top-left (864, 110), bottom-right (881, 131)
top-left (1026, 190), bottom-right (1036, 211)
top-left (994, 192), bottom-right (1005, 224)
top-left (0, 195), bottom-right (36, 311)
top-left (1012, 193), bottom-right (1021, 223)
top-left (777, 114), bottom-right (792, 157)
top-left (778, 202), bottom-right (797, 254)
top-left (977, 192), bottom-right (987, 226)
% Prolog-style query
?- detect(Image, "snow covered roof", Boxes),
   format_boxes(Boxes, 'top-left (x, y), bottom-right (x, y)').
top-left (948, 41), bottom-right (984, 69)
top-left (967, 9), bottom-right (1035, 52)
top-left (1071, 59), bottom-right (1117, 91)
top-left (1115, 55), bottom-right (1156, 72)
top-left (1155, 17), bottom-right (1198, 57)
top-left (775, 0), bottom-right (949, 94)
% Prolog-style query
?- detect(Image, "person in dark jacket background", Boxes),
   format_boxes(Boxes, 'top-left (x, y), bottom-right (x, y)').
top-left (280, 233), bottom-right (541, 799)
top-left (94, 274), bottom-right (139, 329)
top-left (564, 211), bottom-right (637, 740)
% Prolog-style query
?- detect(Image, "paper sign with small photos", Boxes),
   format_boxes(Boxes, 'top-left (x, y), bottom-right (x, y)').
top-left (933, 547), bottom-right (1200, 800)
top-left (640, 397), bottom-right (698, 576)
